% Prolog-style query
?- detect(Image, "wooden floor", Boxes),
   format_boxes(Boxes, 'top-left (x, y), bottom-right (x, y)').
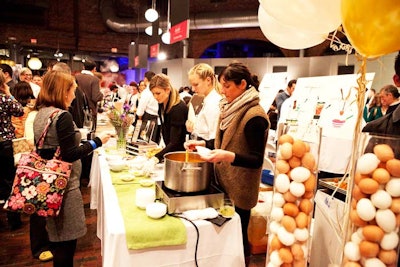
top-left (0, 184), bottom-right (266, 267)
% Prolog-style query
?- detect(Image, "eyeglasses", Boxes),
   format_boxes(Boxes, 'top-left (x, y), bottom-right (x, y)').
top-left (21, 74), bottom-right (33, 76)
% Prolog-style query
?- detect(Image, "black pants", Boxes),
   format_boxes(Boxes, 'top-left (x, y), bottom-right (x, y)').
top-left (0, 140), bottom-right (22, 229)
top-left (235, 206), bottom-right (251, 259)
top-left (52, 239), bottom-right (77, 267)
top-left (30, 213), bottom-right (52, 258)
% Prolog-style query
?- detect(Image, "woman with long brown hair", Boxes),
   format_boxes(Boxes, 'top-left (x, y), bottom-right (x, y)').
top-left (149, 73), bottom-right (188, 162)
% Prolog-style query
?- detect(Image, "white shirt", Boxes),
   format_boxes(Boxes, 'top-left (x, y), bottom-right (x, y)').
top-left (180, 91), bottom-right (192, 100)
top-left (136, 87), bottom-right (158, 117)
top-left (192, 89), bottom-right (222, 141)
top-left (30, 82), bottom-right (41, 99)
top-left (24, 110), bottom-right (38, 142)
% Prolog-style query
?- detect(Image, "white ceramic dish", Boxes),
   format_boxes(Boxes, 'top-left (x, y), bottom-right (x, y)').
top-left (120, 174), bottom-right (135, 182)
top-left (146, 202), bottom-right (167, 219)
top-left (195, 146), bottom-right (211, 158)
top-left (108, 160), bottom-right (126, 172)
top-left (106, 154), bottom-right (123, 162)
top-left (140, 179), bottom-right (155, 187)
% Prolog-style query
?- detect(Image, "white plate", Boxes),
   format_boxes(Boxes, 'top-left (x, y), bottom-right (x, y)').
top-left (120, 175), bottom-right (135, 182)
top-left (140, 179), bottom-right (155, 187)
top-left (195, 146), bottom-right (211, 157)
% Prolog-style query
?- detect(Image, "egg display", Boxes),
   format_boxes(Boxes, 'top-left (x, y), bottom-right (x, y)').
top-left (344, 140), bottom-right (400, 267)
top-left (266, 134), bottom-right (319, 266)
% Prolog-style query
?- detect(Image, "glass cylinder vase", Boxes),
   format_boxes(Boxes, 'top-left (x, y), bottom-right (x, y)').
top-left (114, 126), bottom-right (128, 154)
top-left (266, 122), bottom-right (321, 267)
top-left (343, 133), bottom-right (400, 267)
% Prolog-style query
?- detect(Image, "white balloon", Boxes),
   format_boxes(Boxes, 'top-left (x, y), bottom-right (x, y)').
top-left (258, 5), bottom-right (327, 50)
top-left (259, 0), bottom-right (341, 34)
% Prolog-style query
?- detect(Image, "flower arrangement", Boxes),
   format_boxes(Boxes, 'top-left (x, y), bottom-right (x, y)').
top-left (106, 102), bottom-right (135, 128)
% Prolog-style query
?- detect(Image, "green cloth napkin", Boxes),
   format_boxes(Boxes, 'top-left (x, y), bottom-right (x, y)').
top-left (110, 171), bottom-right (187, 250)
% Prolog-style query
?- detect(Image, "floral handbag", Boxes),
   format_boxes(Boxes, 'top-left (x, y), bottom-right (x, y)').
top-left (3, 110), bottom-right (72, 217)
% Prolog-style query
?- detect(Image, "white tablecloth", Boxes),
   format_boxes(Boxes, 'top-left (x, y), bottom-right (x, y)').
top-left (89, 150), bottom-right (245, 267)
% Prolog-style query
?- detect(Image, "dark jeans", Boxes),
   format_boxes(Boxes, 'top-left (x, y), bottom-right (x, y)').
top-left (0, 140), bottom-right (16, 200)
top-left (0, 140), bottom-right (22, 229)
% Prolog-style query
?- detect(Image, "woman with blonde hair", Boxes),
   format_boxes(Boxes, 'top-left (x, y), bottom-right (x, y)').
top-left (149, 73), bottom-right (188, 162)
top-left (33, 70), bottom-right (110, 266)
top-left (185, 62), bottom-right (269, 265)
top-left (187, 63), bottom-right (222, 148)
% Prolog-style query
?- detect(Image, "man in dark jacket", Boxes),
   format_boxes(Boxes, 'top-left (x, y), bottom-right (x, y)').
top-left (75, 60), bottom-right (103, 131)
top-left (363, 52), bottom-right (400, 135)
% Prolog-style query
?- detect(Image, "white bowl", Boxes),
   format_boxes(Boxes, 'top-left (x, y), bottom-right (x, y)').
top-left (108, 160), bottom-right (126, 172)
top-left (195, 146), bottom-right (211, 158)
top-left (106, 154), bottom-right (123, 162)
top-left (146, 202), bottom-right (167, 219)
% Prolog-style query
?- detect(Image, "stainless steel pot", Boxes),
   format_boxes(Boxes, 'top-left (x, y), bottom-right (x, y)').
top-left (164, 151), bottom-right (212, 192)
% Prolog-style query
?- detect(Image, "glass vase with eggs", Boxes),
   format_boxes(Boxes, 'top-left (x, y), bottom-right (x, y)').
top-left (266, 123), bottom-right (321, 267)
top-left (343, 133), bottom-right (400, 267)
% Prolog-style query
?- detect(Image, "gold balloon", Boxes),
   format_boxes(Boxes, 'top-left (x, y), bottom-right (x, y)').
top-left (341, 0), bottom-right (400, 58)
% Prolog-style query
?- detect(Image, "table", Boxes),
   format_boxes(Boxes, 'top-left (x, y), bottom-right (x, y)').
top-left (89, 149), bottom-right (245, 267)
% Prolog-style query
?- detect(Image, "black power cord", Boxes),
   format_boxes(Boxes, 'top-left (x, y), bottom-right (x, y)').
top-left (172, 214), bottom-right (200, 267)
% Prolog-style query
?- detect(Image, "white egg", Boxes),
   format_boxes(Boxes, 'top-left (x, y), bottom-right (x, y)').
top-left (266, 262), bottom-right (279, 267)
top-left (270, 207), bottom-right (284, 222)
top-left (371, 189), bottom-right (392, 209)
top-left (356, 227), bottom-right (364, 239)
top-left (356, 198), bottom-right (376, 221)
top-left (364, 258), bottom-right (386, 267)
top-left (294, 228), bottom-right (309, 242)
top-left (290, 166), bottom-right (311, 183)
top-left (269, 250), bottom-right (283, 266)
top-left (289, 181), bottom-right (305, 197)
top-left (277, 226), bottom-right (295, 246)
top-left (351, 231), bottom-right (363, 244)
top-left (376, 209), bottom-right (396, 233)
top-left (275, 174), bottom-right (290, 193)
top-left (344, 241), bottom-right (361, 261)
top-left (380, 231), bottom-right (399, 250)
top-left (356, 153), bottom-right (380, 174)
top-left (269, 221), bottom-right (281, 234)
top-left (273, 192), bottom-right (285, 207)
top-left (386, 178), bottom-right (400, 197)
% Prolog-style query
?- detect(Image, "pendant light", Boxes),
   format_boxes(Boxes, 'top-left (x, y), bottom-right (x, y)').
top-left (161, 0), bottom-right (171, 44)
top-left (27, 57), bottom-right (42, 70)
top-left (145, 0), bottom-right (159, 22)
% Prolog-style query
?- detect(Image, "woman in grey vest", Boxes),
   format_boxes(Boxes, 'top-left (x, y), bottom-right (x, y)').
top-left (33, 71), bottom-right (110, 267)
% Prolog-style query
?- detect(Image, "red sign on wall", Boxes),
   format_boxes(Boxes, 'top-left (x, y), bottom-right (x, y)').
top-left (170, 19), bottom-right (190, 44)
top-left (134, 56), bottom-right (139, 67)
top-left (150, 43), bottom-right (160, 58)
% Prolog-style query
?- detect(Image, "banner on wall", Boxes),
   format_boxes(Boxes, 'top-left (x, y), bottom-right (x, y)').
top-left (170, 20), bottom-right (190, 44)
top-left (128, 44), bottom-right (148, 69)
top-left (150, 43), bottom-right (160, 58)
top-left (170, 0), bottom-right (190, 44)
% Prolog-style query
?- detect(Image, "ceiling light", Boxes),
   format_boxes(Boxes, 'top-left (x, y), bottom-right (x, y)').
top-left (161, 31), bottom-right (170, 44)
top-left (157, 52), bottom-right (167, 60)
top-left (145, 26), bottom-right (162, 36)
top-left (145, 8), bottom-right (158, 22)
top-left (27, 57), bottom-right (42, 70)
top-left (54, 49), bottom-right (63, 58)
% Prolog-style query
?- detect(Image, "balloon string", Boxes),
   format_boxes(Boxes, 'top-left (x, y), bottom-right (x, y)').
top-left (341, 55), bottom-right (367, 250)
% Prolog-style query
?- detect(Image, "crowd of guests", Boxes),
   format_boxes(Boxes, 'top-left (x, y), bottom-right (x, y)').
top-left (0, 60), bottom-right (270, 266)
top-left (1, 52), bottom-right (399, 267)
